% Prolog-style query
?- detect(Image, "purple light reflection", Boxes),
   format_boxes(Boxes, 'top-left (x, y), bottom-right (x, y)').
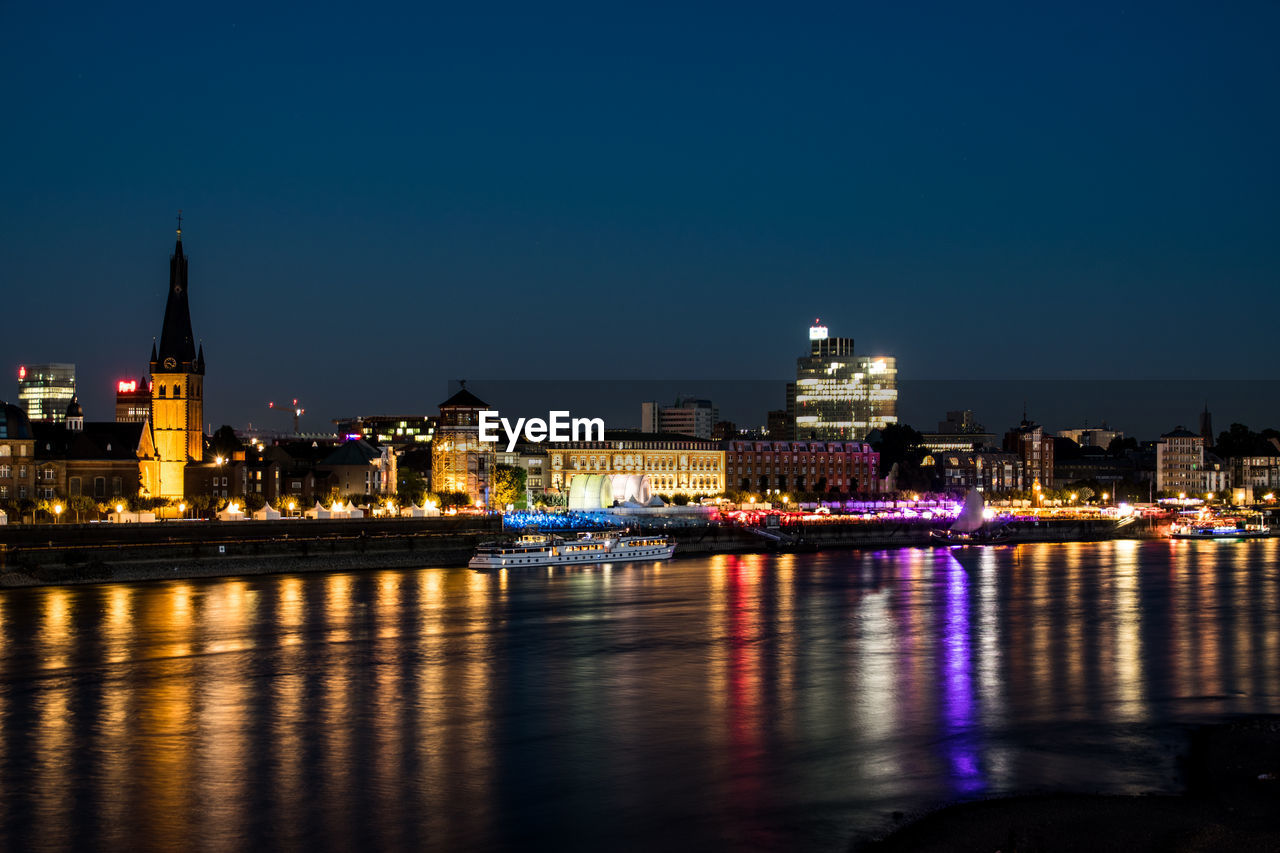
top-left (941, 556), bottom-right (986, 795)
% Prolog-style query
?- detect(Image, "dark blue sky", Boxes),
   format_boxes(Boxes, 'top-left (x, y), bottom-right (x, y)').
top-left (3, 2), bottom-right (1278, 432)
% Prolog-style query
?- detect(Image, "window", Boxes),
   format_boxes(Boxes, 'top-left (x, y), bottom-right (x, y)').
top-left (19, 466), bottom-right (27, 479)
top-left (158, 385), bottom-right (166, 398)
top-left (112, 477), bottom-right (122, 496)
top-left (94, 477), bottom-right (106, 498)
top-left (69, 477), bottom-right (81, 496)
top-left (0, 445), bottom-right (8, 457)
top-left (173, 385), bottom-right (181, 397)
top-left (0, 465), bottom-right (9, 478)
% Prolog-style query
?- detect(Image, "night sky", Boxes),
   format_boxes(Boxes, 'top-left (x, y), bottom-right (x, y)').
top-left (3, 3), bottom-right (1278, 434)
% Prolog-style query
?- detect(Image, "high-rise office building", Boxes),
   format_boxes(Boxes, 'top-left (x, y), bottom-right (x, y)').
top-left (793, 321), bottom-right (897, 440)
top-left (17, 363), bottom-right (76, 423)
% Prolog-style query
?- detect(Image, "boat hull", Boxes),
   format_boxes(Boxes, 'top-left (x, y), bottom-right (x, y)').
top-left (1171, 529), bottom-right (1270, 540)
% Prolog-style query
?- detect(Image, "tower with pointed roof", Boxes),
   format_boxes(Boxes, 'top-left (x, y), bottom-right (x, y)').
top-left (431, 381), bottom-right (492, 505)
top-left (148, 216), bottom-right (206, 500)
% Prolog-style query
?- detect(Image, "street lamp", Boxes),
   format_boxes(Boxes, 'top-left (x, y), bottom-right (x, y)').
top-left (178, 502), bottom-right (186, 519)
top-left (53, 503), bottom-right (63, 524)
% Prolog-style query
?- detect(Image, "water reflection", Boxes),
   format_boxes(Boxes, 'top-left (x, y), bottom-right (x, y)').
top-left (0, 539), bottom-right (1276, 851)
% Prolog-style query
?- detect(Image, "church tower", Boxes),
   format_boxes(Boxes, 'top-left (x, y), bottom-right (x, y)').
top-left (149, 215), bottom-right (206, 500)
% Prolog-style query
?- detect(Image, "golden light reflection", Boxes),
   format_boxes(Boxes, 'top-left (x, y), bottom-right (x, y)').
top-left (33, 680), bottom-right (71, 850)
top-left (105, 585), bottom-right (133, 664)
top-left (40, 588), bottom-right (72, 671)
top-left (326, 574), bottom-right (353, 644)
top-left (1111, 544), bottom-right (1146, 720)
top-left (1063, 543), bottom-right (1085, 715)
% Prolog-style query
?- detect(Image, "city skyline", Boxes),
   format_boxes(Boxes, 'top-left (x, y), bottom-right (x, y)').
top-left (4, 3), bottom-right (1279, 431)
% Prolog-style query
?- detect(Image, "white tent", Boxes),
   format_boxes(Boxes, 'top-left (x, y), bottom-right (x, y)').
top-left (253, 504), bottom-right (282, 521)
top-left (217, 504), bottom-right (246, 522)
top-left (347, 506), bottom-right (364, 519)
top-left (400, 503), bottom-right (442, 518)
top-left (304, 501), bottom-right (331, 519)
top-left (0, 508), bottom-right (7, 525)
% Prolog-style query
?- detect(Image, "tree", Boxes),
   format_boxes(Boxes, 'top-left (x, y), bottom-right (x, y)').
top-left (188, 494), bottom-right (212, 518)
top-left (491, 464), bottom-right (526, 509)
top-left (873, 424), bottom-right (927, 470)
top-left (69, 494), bottom-right (96, 523)
top-left (431, 491), bottom-right (470, 508)
top-left (396, 468), bottom-right (428, 507)
top-left (535, 491), bottom-right (566, 509)
top-left (244, 493), bottom-right (266, 512)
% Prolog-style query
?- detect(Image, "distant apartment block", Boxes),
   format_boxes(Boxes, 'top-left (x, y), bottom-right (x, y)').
top-left (639, 396), bottom-right (718, 439)
top-left (1156, 427), bottom-right (1205, 495)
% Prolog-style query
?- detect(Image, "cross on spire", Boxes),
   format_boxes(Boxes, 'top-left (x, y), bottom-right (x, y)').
top-left (176, 209), bottom-right (183, 238)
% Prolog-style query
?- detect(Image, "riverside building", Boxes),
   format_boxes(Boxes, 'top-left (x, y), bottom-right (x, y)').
top-left (547, 431), bottom-right (724, 498)
top-left (722, 439), bottom-right (879, 496)
top-left (793, 321), bottom-right (897, 440)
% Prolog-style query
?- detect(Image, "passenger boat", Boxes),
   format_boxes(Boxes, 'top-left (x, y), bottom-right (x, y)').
top-left (469, 532), bottom-right (676, 570)
top-left (1170, 510), bottom-right (1271, 540)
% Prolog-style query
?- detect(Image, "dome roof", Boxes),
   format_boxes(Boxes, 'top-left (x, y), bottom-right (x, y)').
top-left (1, 401), bottom-right (33, 440)
top-left (66, 396), bottom-right (83, 418)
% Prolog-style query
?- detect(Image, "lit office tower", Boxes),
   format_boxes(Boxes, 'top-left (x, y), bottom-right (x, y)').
top-left (17, 363), bottom-right (76, 423)
top-left (793, 320), bottom-right (897, 440)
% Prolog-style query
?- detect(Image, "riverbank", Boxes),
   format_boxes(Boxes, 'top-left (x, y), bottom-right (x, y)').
top-left (0, 516), bottom-right (1169, 588)
top-left (862, 717), bottom-right (1280, 852)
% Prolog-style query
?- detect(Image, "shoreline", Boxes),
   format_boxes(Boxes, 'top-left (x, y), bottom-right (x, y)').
top-left (0, 516), bottom-right (1181, 589)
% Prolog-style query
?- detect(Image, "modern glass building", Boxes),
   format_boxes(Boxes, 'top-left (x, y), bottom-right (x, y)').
top-left (17, 363), bottom-right (76, 423)
top-left (793, 322), bottom-right (897, 440)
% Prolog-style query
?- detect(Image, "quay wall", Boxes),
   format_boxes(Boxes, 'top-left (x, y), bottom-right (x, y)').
top-left (0, 516), bottom-right (1166, 588)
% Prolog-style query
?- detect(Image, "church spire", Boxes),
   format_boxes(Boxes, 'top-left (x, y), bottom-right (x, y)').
top-left (155, 220), bottom-right (201, 374)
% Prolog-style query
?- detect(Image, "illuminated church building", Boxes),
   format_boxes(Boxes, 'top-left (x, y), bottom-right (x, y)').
top-left (142, 221), bottom-right (206, 501)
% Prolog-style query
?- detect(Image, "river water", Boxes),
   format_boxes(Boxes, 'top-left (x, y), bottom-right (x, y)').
top-left (0, 540), bottom-right (1277, 851)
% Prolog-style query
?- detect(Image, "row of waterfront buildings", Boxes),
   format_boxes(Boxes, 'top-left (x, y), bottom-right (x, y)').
top-left (3, 228), bottom-right (1277, 516)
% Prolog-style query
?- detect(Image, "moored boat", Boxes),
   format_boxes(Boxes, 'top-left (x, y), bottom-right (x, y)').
top-left (1170, 510), bottom-right (1270, 540)
top-left (469, 531), bottom-right (675, 570)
